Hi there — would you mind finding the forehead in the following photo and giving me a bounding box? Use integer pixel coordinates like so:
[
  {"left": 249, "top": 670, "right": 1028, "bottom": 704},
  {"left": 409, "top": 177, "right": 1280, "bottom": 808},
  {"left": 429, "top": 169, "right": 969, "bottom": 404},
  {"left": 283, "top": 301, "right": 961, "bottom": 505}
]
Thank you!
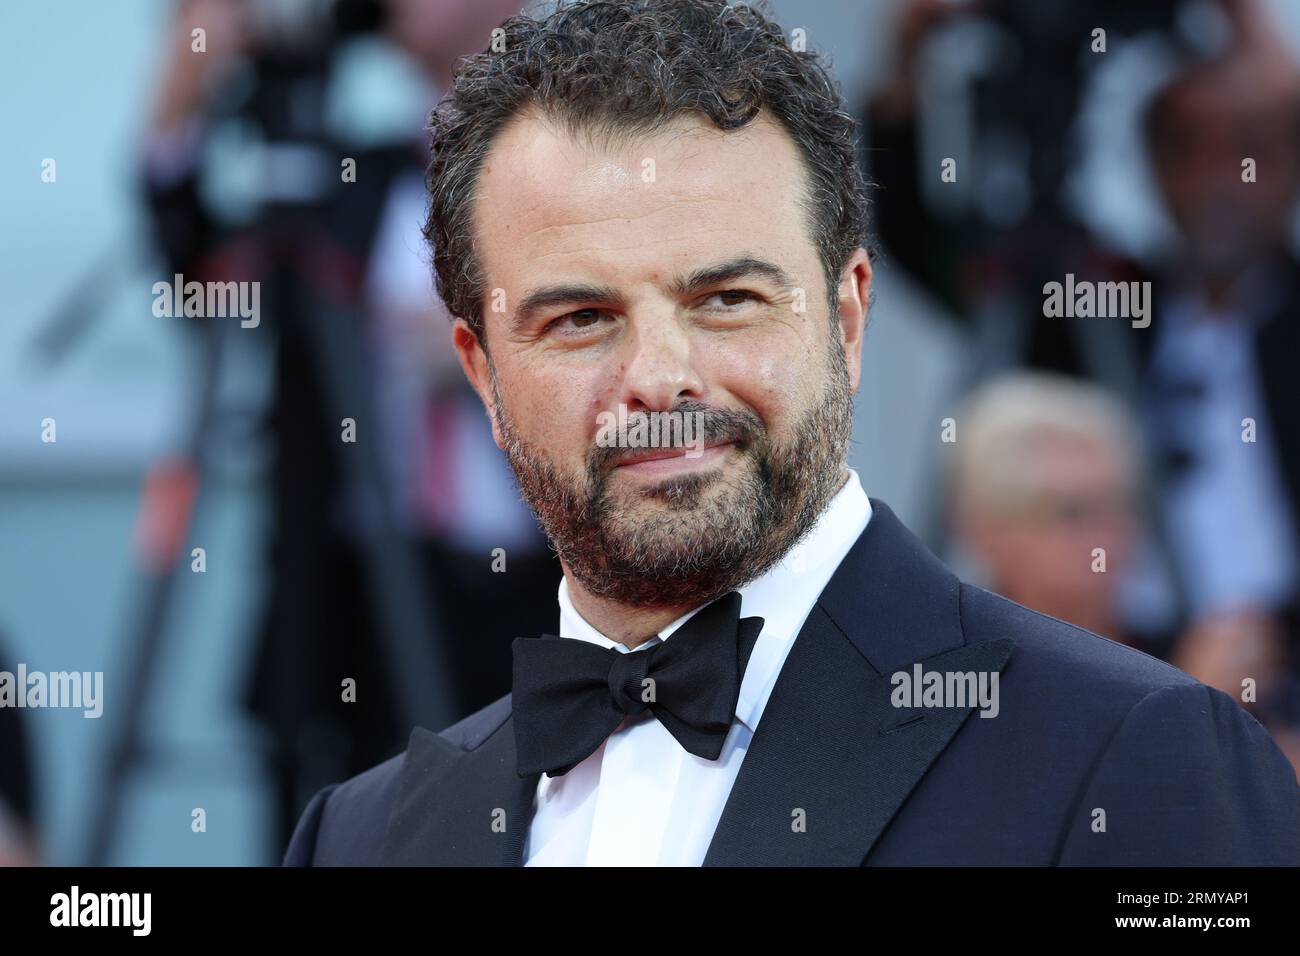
[{"left": 471, "top": 107, "right": 815, "bottom": 313}]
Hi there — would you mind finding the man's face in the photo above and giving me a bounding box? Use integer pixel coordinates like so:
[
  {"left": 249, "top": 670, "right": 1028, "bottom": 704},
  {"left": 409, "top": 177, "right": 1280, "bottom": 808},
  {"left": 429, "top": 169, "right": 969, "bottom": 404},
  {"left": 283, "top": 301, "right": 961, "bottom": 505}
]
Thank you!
[{"left": 453, "top": 108, "right": 870, "bottom": 608}]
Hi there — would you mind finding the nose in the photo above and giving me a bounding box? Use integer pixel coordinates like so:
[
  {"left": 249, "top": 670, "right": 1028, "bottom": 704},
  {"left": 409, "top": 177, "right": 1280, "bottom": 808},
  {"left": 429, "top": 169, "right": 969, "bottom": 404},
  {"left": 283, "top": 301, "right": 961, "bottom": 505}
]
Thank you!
[{"left": 618, "top": 315, "right": 705, "bottom": 413}]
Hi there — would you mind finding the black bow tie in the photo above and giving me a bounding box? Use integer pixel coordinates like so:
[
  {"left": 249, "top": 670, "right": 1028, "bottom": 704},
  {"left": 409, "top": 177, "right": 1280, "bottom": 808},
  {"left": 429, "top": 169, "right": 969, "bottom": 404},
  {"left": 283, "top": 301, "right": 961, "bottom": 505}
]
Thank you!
[{"left": 512, "top": 591, "right": 765, "bottom": 777}]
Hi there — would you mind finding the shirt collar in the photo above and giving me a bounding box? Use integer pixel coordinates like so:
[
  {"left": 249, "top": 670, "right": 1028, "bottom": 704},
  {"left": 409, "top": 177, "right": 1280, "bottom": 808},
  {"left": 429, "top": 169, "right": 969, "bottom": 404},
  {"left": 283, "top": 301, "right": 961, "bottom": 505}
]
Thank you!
[{"left": 555, "top": 468, "right": 873, "bottom": 733}]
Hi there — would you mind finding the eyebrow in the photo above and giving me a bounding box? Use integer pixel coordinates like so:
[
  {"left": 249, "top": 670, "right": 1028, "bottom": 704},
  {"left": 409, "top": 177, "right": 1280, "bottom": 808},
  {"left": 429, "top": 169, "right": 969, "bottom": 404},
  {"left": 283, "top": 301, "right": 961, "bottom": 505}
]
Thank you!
[
  {"left": 509, "top": 255, "right": 795, "bottom": 334},
  {"left": 668, "top": 256, "right": 795, "bottom": 299}
]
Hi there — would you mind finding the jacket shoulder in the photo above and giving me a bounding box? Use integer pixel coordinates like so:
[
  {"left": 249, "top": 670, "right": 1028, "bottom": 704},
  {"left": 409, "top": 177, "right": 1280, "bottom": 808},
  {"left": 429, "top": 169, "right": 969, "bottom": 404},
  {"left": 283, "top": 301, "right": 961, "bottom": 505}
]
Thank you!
[
  {"left": 282, "top": 693, "right": 514, "bottom": 866},
  {"left": 958, "top": 581, "right": 1198, "bottom": 703},
  {"left": 957, "top": 584, "right": 1299, "bottom": 863},
  {"left": 283, "top": 750, "right": 404, "bottom": 866}
]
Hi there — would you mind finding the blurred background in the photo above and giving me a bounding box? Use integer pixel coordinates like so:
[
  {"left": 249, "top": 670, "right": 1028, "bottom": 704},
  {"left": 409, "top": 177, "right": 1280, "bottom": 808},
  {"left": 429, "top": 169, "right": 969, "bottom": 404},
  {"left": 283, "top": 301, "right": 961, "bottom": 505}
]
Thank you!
[{"left": 2, "top": 0, "right": 1299, "bottom": 865}]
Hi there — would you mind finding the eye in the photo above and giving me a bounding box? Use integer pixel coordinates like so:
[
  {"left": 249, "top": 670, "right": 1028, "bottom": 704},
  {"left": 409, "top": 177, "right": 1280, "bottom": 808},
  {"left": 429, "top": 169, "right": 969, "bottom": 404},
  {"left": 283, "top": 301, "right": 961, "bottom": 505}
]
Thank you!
[
  {"left": 545, "top": 309, "right": 613, "bottom": 336},
  {"left": 699, "top": 289, "right": 760, "bottom": 310}
]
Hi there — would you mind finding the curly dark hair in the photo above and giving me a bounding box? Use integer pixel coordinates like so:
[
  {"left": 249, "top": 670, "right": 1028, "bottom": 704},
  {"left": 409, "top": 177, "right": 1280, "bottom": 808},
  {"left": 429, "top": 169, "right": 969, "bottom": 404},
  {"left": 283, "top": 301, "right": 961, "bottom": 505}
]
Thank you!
[{"left": 424, "top": 0, "right": 873, "bottom": 344}]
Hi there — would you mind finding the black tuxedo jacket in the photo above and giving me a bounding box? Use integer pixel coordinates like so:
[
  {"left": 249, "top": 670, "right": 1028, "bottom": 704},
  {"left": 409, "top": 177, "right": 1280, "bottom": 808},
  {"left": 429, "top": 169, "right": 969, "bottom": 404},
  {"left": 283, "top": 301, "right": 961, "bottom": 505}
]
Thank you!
[{"left": 284, "top": 500, "right": 1300, "bottom": 865}]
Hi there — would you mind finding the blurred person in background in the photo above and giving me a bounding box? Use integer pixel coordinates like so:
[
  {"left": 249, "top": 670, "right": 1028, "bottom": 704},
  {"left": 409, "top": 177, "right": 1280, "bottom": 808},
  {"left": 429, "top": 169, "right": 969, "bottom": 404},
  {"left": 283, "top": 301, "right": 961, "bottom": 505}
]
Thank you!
[
  {"left": 136, "top": 0, "right": 554, "bottom": 855},
  {"left": 946, "top": 373, "right": 1165, "bottom": 655},
  {"left": 1138, "top": 3, "right": 1300, "bottom": 634},
  {"left": 1137, "top": 3, "right": 1300, "bottom": 774}
]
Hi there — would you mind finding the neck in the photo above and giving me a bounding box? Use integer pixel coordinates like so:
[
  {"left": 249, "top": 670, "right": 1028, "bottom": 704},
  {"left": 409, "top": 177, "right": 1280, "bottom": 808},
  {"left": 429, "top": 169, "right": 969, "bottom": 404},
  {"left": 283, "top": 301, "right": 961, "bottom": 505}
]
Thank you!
[{"left": 562, "top": 575, "right": 698, "bottom": 649}]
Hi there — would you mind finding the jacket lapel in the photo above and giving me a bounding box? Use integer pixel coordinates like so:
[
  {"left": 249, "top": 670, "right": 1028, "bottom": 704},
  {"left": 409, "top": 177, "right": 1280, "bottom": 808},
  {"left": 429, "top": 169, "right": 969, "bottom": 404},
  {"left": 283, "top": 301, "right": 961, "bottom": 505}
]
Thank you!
[
  {"left": 380, "top": 712, "right": 539, "bottom": 866},
  {"left": 704, "top": 498, "right": 1015, "bottom": 865}
]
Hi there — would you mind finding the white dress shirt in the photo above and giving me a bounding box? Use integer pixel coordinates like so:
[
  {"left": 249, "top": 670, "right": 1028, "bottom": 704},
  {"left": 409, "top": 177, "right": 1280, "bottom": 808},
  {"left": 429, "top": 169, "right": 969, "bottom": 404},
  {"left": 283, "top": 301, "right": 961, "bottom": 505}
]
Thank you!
[{"left": 522, "top": 468, "right": 873, "bottom": 866}]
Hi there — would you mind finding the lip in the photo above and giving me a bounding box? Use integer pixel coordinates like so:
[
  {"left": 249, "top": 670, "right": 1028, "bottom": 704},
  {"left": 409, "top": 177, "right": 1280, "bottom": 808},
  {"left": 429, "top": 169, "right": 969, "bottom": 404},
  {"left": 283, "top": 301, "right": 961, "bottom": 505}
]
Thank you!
[{"left": 612, "top": 441, "right": 735, "bottom": 475}]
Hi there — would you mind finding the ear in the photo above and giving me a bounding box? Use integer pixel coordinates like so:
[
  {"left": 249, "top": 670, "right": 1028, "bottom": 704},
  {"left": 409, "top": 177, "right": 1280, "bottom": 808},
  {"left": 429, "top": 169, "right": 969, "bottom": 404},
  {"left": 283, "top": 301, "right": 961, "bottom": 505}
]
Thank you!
[
  {"left": 452, "top": 318, "right": 505, "bottom": 450},
  {"left": 835, "top": 247, "right": 872, "bottom": 395}
]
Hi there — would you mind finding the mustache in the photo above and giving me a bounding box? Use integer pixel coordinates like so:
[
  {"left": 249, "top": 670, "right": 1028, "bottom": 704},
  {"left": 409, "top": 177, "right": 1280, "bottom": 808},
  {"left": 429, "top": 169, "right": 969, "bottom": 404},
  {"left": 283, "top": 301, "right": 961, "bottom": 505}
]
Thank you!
[{"left": 587, "top": 401, "right": 765, "bottom": 472}]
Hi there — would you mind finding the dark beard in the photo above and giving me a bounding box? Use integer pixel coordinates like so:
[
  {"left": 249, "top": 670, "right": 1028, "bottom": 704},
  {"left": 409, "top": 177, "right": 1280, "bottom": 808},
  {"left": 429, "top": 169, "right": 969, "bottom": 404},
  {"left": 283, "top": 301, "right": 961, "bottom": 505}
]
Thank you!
[{"left": 490, "top": 340, "right": 854, "bottom": 609}]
